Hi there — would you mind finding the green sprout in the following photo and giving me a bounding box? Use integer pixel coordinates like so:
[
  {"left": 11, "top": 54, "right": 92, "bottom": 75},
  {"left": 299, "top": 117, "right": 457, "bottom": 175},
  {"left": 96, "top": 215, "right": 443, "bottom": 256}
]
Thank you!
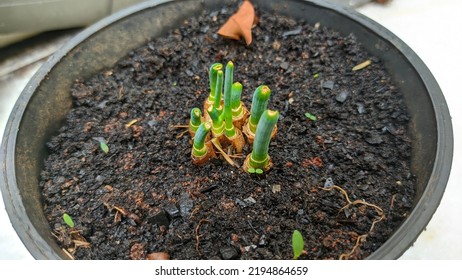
[
  {"left": 191, "top": 122, "right": 216, "bottom": 165},
  {"left": 207, "top": 105, "right": 225, "bottom": 138},
  {"left": 244, "top": 109, "right": 279, "bottom": 172},
  {"left": 223, "top": 61, "right": 237, "bottom": 138},
  {"left": 248, "top": 85, "right": 272, "bottom": 134},
  {"left": 213, "top": 69, "right": 224, "bottom": 114},
  {"left": 207, "top": 63, "right": 223, "bottom": 105},
  {"left": 93, "top": 137, "right": 109, "bottom": 153},
  {"left": 192, "top": 122, "right": 212, "bottom": 158},
  {"left": 100, "top": 142, "right": 109, "bottom": 154},
  {"left": 231, "top": 82, "right": 243, "bottom": 118},
  {"left": 255, "top": 168, "right": 263, "bottom": 174},
  {"left": 230, "top": 81, "right": 248, "bottom": 130},
  {"left": 304, "top": 112, "right": 317, "bottom": 121},
  {"left": 63, "top": 213, "right": 75, "bottom": 228},
  {"left": 189, "top": 107, "right": 202, "bottom": 136},
  {"left": 222, "top": 62, "right": 246, "bottom": 153},
  {"left": 292, "top": 230, "right": 305, "bottom": 260}
]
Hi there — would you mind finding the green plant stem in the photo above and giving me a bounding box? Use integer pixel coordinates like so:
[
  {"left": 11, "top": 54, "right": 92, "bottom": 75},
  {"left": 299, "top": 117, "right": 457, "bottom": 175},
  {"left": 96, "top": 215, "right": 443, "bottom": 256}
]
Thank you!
[
  {"left": 223, "top": 61, "right": 236, "bottom": 137},
  {"left": 250, "top": 110, "right": 279, "bottom": 168},
  {"left": 207, "top": 105, "right": 225, "bottom": 136},
  {"left": 208, "top": 63, "right": 223, "bottom": 103},
  {"left": 192, "top": 122, "right": 211, "bottom": 157},
  {"left": 189, "top": 107, "right": 202, "bottom": 133},
  {"left": 249, "top": 85, "right": 272, "bottom": 134},
  {"left": 231, "top": 82, "right": 243, "bottom": 117},
  {"left": 213, "top": 70, "right": 224, "bottom": 112}
]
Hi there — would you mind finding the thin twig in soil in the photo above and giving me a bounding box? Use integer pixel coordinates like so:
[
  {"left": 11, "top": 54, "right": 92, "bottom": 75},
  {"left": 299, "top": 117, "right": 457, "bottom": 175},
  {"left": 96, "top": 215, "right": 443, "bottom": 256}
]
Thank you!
[
  {"left": 176, "top": 129, "right": 189, "bottom": 139},
  {"left": 228, "top": 153, "right": 244, "bottom": 159},
  {"left": 118, "top": 85, "right": 124, "bottom": 100},
  {"left": 53, "top": 226, "right": 90, "bottom": 259},
  {"left": 103, "top": 202, "right": 127, "bottom": 216},
  {"left": 321, "top": 185, "right": 385, "bottom": 260},
  {"left": 113, "top": 206, "right": 128, "bottom": 215},
  {"left": 190, "top": 205, "right": 201, "bottom": 218},
  {"left": 390, "top": 194, "right": 396, "bottom": 210},
  {"left": 72, "top": 239, "right": 91, "bottom": 248},
  {"left": 195, "top": 219, "right": 210, "bottom": 256},
  {"left": 169, "top": 124, "right": 189, "bottom": 139},
  {"left": 171, "top": 124, "right": 189, "bottom": 129},
  {"left": 247, "top": 220, "right": 260, "bottom": 234},
  {"left": 125, "top": 119, "right": 139, "bottom": 128},
  {"left": 211, "top": 138, "right": 239, "bottom": 167},
  {"left": 62, "top": 248, "right": 75, "bottom": 260}
]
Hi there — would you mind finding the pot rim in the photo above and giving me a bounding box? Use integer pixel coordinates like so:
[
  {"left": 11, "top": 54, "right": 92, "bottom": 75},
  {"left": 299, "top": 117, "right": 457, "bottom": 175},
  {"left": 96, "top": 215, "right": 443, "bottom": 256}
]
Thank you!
[{"left": 1, "top": 0, "right": 453, "bottom": 260}]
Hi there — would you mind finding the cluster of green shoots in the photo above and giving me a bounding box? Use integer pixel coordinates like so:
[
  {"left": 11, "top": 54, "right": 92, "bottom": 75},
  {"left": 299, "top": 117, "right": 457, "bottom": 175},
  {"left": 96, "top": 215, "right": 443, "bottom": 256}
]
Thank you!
[{"left": 189, "top": 61, "right": 279, "bottom": 173}]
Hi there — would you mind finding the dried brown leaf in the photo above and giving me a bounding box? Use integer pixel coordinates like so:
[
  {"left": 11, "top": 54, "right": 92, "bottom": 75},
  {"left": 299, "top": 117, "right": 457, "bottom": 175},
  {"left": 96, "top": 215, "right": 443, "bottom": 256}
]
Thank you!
[
  {"left": 217, "top": 0, "right": 256, "bottom": 45},
  {"left": 146, "top": 252, "right": 170, "bottom": 260}
]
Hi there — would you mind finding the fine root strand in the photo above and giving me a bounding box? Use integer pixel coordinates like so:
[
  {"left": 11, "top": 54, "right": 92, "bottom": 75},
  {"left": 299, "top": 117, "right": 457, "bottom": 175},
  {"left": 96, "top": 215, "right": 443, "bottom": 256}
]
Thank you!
[
  {"left": 169, "top": 124, "right": 190, "bottom": 139},
  {"left": 176, "top": 129, "right": 189, "bottom": 139},
  {"left": 390, "top": 194, "right": 396, "bottom": 210},
  {"left": 322, "top": 185, "right": 385, "bottom": 260},
  {"left": 339, "top": 235, "right": 366, "bottom": 260},
  {"left": 195, "top": 219, "right": 210, "bottom": 256}
]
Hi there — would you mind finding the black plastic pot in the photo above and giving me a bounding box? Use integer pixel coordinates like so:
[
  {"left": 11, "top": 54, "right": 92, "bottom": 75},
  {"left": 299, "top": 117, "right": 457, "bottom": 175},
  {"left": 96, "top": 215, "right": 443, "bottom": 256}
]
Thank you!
[{"left": 0, "top": 0, "right": 453, "bottom": 259}]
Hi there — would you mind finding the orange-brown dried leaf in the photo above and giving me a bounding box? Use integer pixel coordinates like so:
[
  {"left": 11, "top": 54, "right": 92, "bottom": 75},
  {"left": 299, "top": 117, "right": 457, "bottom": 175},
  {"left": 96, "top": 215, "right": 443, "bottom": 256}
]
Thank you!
[
  {"left": 217, "top": 0, "right": 256, "bottom": 45},
  {"left": 146, "top": 252, "right": 170, "bottom": 260}
]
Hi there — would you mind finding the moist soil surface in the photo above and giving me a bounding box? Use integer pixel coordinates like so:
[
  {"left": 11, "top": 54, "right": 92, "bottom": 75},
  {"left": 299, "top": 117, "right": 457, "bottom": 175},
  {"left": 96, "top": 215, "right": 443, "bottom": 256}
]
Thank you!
[{"left": 41, "top": 6, "right": 415, "bottom": 260}]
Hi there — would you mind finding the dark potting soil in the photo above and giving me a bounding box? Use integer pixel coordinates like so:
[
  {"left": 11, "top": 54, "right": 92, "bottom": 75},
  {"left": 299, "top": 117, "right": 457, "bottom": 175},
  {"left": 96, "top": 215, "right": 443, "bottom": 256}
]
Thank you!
[{"left": 40, "top": 6, "right": 415, "bottom": 260}]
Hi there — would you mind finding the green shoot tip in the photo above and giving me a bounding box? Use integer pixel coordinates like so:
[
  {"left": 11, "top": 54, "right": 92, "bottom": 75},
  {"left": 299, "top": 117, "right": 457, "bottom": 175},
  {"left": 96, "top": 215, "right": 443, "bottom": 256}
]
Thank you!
[
  {"left": 261, "top": 85, "right": 271, "bottom": 95},
  {"left": 213, "top": 64, "right": 223, "bottom": 71},
  {"left": 63, "top": 213, "right": 75, "bottom": 228},
  {"left": 304, "top": 112, "right": 317, "bottom": 121},
  {"left": 267, "top": 109, "right": 279, "bottom": 118},
  {"left": 203, "top": 121, "right": 212, "bottom": 131}
]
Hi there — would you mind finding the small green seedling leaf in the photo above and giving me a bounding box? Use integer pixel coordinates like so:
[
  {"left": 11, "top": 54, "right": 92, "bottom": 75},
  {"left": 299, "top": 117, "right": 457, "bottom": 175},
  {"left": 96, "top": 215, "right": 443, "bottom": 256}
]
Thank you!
[
  {"left": 313, "top": 73, "right": 319, "bottom": 79},
  {"left": 292, "top": 230, "right": 305, "bottom": 260},
  {"left": 93, "top": 137, "right": 109, "bottom": 154},
  {"left": 304, "top": 112, "right": 317, "bottom": 121},
  {"left": 248, "top": 167, "right": 256, "bottom": 174},
  {"left": 63, "top": 213, "right": 75, "bottom": 228},
  {"left": 255, "top": 168, "right": 263, "bottom": 174},
  {"left": 100, "top": 142, "right": 109, "bottom": 154}
]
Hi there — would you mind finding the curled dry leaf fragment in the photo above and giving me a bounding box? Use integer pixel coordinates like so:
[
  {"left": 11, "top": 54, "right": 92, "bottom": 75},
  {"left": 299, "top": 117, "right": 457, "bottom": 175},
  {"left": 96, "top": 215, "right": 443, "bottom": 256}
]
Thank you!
[{"left": 217, "top": 0, "right": 257, "bottom": 45}]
